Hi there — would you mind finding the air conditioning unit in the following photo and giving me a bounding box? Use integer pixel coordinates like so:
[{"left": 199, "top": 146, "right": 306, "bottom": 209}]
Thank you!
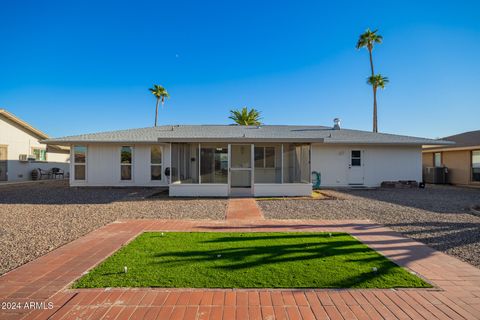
[
  {"left": 424, "top": 167, "right": 448, "bottom": 184},
  {"left": 19, "top": 154, "right": 28, "bottom": 162}
]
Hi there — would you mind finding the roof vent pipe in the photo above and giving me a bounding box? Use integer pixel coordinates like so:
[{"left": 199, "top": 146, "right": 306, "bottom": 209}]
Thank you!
[{"left": 333, "top": 118, "right": 341, "bottom": 130}]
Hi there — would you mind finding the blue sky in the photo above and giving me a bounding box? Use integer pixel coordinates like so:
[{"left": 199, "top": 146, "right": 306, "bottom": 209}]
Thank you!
[{"left": 1, "top": 0, "right": 479, "bottom": 138}]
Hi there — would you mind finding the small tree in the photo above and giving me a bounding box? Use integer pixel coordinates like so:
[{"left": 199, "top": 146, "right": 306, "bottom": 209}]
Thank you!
[
  {"left": 229, "top": 107, "right": 262, "bottom": 126},
  {"left": 149, "top": 84, "right": 170, "bottom": 127}
]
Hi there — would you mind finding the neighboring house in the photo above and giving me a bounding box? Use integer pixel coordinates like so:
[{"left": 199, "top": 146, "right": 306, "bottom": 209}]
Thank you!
[
  {"left": 0, "top": 109, "right": 70, "bottom": 182},
  {"left": 43, "top": 121, "right": 450, "bottom": 197},
  {"left": 422, "top": 130, "right": 480, "bottom": 186}
]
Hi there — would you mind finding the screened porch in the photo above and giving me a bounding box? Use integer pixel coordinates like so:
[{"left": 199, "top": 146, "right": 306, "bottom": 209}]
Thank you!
[{"left": 169, "top": 142, "right": 311, "bottom": 197}]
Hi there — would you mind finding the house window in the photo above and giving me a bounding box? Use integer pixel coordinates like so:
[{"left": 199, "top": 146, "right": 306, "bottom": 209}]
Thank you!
[
  {"left": 120, "top": 146, "right": 133, "bottom": 180},
  {"left": 32, "top": 148, "right": 46, "bottom": 161},
  {"left": 434, "top": 152, "right": 442, "bottom": 167},
  {"left": 151, "top": 146, "right": 162, "bottom": 180},
  {"left": 351, "top": 150, "right": 361, "bottom": 166},
  {"left": 472, "top": 150, "right": 480, "bottom": 182},
  {"left": 254, "top": 147, "right": 275, "bottom": 168},
  {"left": 73, "top": 146, "right": 86, "bottom": 180}
]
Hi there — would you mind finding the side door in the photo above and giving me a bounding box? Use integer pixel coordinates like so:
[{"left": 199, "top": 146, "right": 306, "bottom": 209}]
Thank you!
[{"left": 347, "top": 149, "right": 364, "bottom": 185}]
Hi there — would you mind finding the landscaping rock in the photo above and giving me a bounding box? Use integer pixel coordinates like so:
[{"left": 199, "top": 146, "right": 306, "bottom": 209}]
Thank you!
[
  {"left": 259, "top": 185, "right": 480, "bottom": 268},
  {"left": 0, "top": 180, "right": 226, "bottom": 275}
]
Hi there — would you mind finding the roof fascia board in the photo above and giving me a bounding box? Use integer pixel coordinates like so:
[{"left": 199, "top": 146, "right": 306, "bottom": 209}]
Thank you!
[
  {"left": 0, "top": 109, "right": 49, "bottom": 139},
  {"left": 323, "top": 140, "right": 453, "bottom": 146},
  {"left": 423, "top": 145, "right": 480, "bottom": 153}
]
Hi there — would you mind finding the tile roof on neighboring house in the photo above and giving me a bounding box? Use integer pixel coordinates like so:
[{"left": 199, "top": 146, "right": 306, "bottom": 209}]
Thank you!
[
  {"left": 43, "top": 125, "right": 453, "bottom": 146},
  {"left": 423, "top": 130, "right": 480, "bottom": 152}
]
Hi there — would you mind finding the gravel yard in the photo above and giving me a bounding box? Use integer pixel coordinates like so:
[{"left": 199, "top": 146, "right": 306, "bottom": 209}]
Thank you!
[
  {"left": 259, "top": 185, "right": 480, "bottom": 268},
  {"left": 0, "top": 180, "right": 227, "bottom": 275},
  {"left": 2, "top": 181, "right": 480, "bottom": 275}
]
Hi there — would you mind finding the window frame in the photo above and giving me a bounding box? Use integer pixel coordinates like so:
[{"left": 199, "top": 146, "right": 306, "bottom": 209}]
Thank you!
[
  {"left": 254, "top": 146, "right": 276, "bottom": 169},
  {"left": 120, "top": 146, "right": 133, "bottom": 181},
  {"left": 472, "top": 150, "right": 480, "bottom": 183},
  {"left": 434, "top": 152, "right": 442, "bottom": 167},
  {"left": 73, "top": 145, "right": 87, "bottom": 181},
  {"left": 31, "top": 147, "right": 47, "bottom": 161},
  {"left": 351, "top": 150, "right": 362, "bottom": 167},
  {"left": 150, "top": 145, "right": 163, "bottom": 181}
]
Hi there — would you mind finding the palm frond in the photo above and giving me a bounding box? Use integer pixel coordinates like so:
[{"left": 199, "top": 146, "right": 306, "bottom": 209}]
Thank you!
[
  {"left": 149, "top": 84, "right": 170, "bottom": 99},
  {"left": 356, "top": 28, "right": 383, "bottom": 50},
  {"left": 229, "top": 107, "right": 262, "bottom": 126},
  {"left": 367, "top": 74, "right": 389, "bottom": 89}
]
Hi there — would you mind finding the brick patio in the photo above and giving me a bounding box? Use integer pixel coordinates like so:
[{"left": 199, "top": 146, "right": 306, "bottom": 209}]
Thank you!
[{"left": 1, "top": 218, "right": 480, "bottom": 319}]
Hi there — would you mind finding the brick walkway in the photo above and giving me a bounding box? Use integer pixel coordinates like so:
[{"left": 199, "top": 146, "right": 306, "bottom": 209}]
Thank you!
[
  {"left": 1, "top": 219, "right": 480, "bottom": 319},
  {"left": 226, "top": 198, "right": 264, "bottom": 220}
]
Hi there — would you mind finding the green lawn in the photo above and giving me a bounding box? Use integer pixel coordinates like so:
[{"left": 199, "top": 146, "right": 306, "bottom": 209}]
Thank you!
[{"left": 73, "top": 232, "right": 431, "bottom": 289}]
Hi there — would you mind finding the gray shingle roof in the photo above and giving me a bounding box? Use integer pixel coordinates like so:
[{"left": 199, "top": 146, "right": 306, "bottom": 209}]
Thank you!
[
  {"left": 423, "top": 130, "right": 480, "bottom": 151},
  {"left": 43, "top": 125, "right": 453, "bottom": 146}
]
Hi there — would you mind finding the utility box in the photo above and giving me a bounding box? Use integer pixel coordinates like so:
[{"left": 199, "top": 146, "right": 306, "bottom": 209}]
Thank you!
[{"left": 424, "top": 167, "right": 448, "bottom": 184}]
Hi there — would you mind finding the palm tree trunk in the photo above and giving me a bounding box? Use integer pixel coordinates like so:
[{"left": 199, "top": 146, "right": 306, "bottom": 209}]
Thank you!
[
  {"left": 369, "top": 47, "right": 377, "bottom": 132},
  {"left": 368, "top": 48, "right": 375, "bottom": 76},
  {"left": 154, "top": 98, "right": 159, "bottom": 127},
  {"left": 373, "top": 86, "right": 378, "bottom": 133}
]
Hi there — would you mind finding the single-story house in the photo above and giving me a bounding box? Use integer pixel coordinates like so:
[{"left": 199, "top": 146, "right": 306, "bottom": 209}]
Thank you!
[
  {"left": 423, "top": 130, "right": 479, "bottom": 185},
  {"left": 0, "top": 109, "right": 70, "bottom": 182},
  {"left": 43, "top": 122, "right": 450, "bottom": 197}
]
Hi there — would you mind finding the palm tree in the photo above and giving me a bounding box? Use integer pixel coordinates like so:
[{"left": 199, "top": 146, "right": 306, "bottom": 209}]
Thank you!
[
  {"left": 149, "top": 84, "right": 170, "bottom": 127},
  {"left": 356, "top": 28, "right": 383, "bottom": 76},
  {"left": 367, "top": 74, "right": 389, "bottom": 133},
  {"left": 356, "top": 28, "right": 384, "bottom": 132},
  {"left": 229, "top": 107, "right": 262, "bottom": 125}
]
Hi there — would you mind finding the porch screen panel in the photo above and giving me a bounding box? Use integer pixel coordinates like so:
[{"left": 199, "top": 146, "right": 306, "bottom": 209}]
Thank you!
[
  {"left": 171, "top": 143, "right": 199, "bottom": 183},
  {"left": 254, "top": 144, "right": 282, "bottom": 183},
  {"left": 200, "top": 144, "right": 228, "bottom": 184},
  {"left": 283, "top": 144, "right": 311, "bottom": 183}
]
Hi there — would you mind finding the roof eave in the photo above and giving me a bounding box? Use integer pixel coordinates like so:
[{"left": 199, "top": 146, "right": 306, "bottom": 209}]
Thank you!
[
  {"left": 0, "top": 109, "right": 49, "bottom": 139},
  {"left": 323, "top": 140, "right": 454, "bottom": 146},
  {"left": 42, "top": 138, "right": 327, "bottom": 145},
  {"left": 423, "top": 145, "right": 480, "bottom": 152},
  {"left": 157, "top": 138, "right": 325, "bottom": 143}
]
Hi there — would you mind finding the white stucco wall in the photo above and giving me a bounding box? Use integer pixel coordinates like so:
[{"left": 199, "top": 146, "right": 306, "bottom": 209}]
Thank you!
[
  {"left": 0, "top": 115, "right": 70, "bottom": 181},
  {"left": 254, "top": 183, "right": 312, "bottom": 197},
  {"left": 70, "top": 143, "right": 171, "bottom": 187},
  {"left": 311, "top": 143, "right": 422, "bottom": 187},
  {"left": 68, "top": 142, "right": 422, "bottom": 194},
  {"left": 169, "top": 184, "right": 228, "bottom": 197},
  {"left": 169, "top": 183, "right": 311, "bottom": 197}
]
